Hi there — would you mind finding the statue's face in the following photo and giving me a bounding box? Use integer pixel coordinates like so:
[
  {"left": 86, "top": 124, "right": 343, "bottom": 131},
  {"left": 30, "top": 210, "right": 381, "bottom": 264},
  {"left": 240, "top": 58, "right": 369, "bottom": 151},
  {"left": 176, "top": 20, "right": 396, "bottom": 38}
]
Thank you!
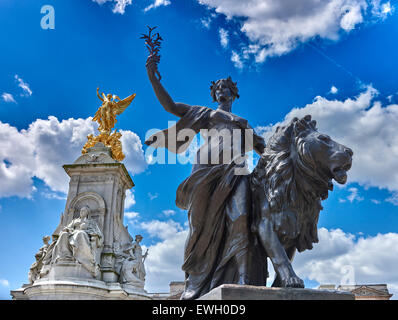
[
  {"left": 107, "top": 94, "right": 112, "bottom": 100},
  {"left": 80, "top": 208, "right": 89, "bottom": 218},
  {"left": 215, "top": 81, "right": 233, "bottom": 103}
]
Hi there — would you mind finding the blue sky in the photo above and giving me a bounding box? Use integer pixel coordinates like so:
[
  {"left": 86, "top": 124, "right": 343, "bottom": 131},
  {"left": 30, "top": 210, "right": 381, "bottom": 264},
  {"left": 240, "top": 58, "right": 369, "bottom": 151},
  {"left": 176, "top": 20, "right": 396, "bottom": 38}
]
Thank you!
[{"left": 0, "top": 0, "right": 398, "bottom": 298}]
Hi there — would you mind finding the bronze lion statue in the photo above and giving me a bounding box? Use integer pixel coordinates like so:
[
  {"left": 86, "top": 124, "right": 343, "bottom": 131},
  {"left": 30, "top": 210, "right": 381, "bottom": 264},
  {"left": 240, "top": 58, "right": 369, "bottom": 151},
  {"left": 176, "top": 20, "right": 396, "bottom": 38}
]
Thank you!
[{"left": 250, "top": 115, "right": 353, "bottom": 288}]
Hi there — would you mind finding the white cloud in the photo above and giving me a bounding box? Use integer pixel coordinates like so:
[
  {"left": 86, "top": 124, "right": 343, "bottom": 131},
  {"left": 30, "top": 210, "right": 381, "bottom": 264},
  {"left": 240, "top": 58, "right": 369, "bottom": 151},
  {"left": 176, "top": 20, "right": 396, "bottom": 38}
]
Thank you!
[
  {"left": 386, "top": 192, "right": 398, "bottom": 206},
  {"left": 0, "top": 117, "right": 147, "bottom": 198},
  {"left": 200, "top": 13, "right": 217, "bottom": 29},
  {"left": 1, "top": 93, "right": 16, "bottom": 103},
  {"left": 219, "top": 28, "right": 229, "bottom": 48},
  {"left": 148, "top": 192, "right": 158, "bottom": 200},
  {"left": 41, "top": 191, "right": 67, "bottom": 200},
  {"left": 231, "top": 50, "right": 243, "bottom": 69},
  {"left": 0, "top": 122, "right": 36, "bottom": 198},
  {"left": 144, "top": 0, "right": 171, "bottom": 12},
  {"left": 162, "top": 209, "right": 176, "bottom": 217},
  {"left": 346, "top": 187, "right": 364, "bottom": 203},
  {"left": 124, "top": 189, "right": 136, "bottom": 209},
  {"left": 27, "top": 117, "right": 97, "bottom": 193},
  {"left": 0, "top": 279, "right": 10, "bottom": 287},
  {"left": 92, "top": 0, "right": 132, "bottom": 14},
  {"left": 140, "top": 219, "right": 183, "bottom": 240},
  {"left": 143, "top": 224, "right": 398, "bottom": 298},
  {"left": 201, "top": 16, "right": 212, "bottom": 29},
  {"left": 371, "top": 199, "right": 381, "bottom": 204},
  {"left": 292, "top": 228, "right": 398, "bottom": 299},
  {"left": 14, "top": 75, "right": 32, "bottom": 97},
  {"left": 144, "top": 226, "right": 187, "bottom": 292},
  {"left": 124, "top": 211, "right": 139, "bottom": 219},
  {"left": 198, "top": 0, "right": 394, "bottom": 62},
  {"left": 120, "top": 130, "right": 147, "bottom": 174},
  {"left": 330, "top": 85, "right": 339, "bottom": 94},
  {"left": 256, "top": 85, "right": 398, "bottom": 193},
  {"left": 371, "top": 0, "right": 394, "bottom": 18},
  {"left": 340, "top": 3, "right": 364, "bottom": 31}
]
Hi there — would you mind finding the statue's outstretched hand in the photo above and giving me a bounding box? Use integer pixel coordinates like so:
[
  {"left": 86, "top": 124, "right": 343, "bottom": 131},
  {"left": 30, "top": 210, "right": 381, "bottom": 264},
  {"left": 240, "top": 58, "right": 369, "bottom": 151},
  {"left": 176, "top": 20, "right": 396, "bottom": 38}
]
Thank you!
[{"left": 146, "top": 54, "right": 161, "bottom": 81}]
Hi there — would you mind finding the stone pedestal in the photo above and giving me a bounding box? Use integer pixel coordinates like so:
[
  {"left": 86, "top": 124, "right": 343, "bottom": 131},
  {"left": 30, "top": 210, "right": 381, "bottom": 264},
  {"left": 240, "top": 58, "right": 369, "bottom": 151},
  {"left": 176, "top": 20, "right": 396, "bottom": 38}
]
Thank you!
[
  {"left": 13, "top": 279, "right": 151, "bottom": 300},
  {"left": 11, "top": 143, "right": 151, "bottom": 300},
  {"left": 198, "top": 284, "right": 355, "bottom": 300}
]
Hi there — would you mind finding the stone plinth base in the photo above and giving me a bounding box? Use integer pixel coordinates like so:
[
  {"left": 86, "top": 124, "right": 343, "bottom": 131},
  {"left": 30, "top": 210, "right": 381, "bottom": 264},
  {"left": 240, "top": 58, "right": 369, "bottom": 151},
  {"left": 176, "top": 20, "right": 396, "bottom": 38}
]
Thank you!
[
  {"left": 44, "top": 262, "right": 98, "bottom": 280},
  {"left": 198, "top": 284, "right": 355, "bottom": 300},
  {"left": 10, "top": 279, "right": 152, "bottom": 300}
]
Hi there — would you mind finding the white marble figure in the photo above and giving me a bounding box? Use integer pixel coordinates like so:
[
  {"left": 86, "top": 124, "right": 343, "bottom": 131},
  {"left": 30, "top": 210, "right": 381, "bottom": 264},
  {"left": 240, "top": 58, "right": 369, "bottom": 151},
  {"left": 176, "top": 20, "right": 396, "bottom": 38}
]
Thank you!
[
  {"left": 51, "top": 206, "right": 103, "bottom": 277},
  {"left": 119, "top": 235, "right": 148, "bottom": 285},
  {"left": 28, "top": 236, "right": 51, "bottom": 283}
]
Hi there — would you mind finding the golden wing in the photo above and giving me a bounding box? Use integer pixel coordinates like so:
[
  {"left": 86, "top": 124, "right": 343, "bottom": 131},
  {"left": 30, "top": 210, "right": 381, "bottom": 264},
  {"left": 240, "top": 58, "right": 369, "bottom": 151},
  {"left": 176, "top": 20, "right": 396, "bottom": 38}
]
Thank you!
[
  {"left": 92, "top": 108, "right": 101, "bottom": 122},
  {"left": 114, "top": 93, "right": 136, "bottom": 115}
]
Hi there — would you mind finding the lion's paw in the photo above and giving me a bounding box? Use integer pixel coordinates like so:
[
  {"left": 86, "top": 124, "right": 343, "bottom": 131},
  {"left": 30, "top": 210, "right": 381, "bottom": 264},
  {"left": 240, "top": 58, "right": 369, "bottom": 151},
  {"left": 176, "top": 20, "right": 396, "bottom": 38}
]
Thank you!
[{"left": 283, "top": 276, "right": 304, "bottom": 288}]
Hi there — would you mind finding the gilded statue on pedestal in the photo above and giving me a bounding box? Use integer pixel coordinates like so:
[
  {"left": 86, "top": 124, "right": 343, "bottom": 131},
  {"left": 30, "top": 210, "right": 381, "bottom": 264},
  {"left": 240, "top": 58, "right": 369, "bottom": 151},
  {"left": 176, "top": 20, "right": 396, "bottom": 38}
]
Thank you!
[{"left": 82, "top": 88, "right": 136, "bottom": 161}]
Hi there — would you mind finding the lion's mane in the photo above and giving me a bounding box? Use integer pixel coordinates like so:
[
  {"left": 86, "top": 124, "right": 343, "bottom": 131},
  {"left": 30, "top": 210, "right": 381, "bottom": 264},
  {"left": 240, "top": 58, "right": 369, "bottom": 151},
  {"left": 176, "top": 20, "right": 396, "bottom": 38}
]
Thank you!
[{"left": 252, "top": 115, "right": 331, "bottom": 252}]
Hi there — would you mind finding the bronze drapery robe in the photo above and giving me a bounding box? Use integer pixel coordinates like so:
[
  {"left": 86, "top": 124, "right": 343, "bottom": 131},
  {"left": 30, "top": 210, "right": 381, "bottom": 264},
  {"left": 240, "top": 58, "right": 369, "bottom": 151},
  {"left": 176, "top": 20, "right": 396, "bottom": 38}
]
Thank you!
[{"left": 145, "top": 106, "right": 268, "bottom": 299}]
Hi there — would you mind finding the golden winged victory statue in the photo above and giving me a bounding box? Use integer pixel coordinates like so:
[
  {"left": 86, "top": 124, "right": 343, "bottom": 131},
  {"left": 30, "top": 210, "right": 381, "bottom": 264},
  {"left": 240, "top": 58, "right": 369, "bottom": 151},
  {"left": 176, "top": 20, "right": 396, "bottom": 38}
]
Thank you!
[{"left": 82, "top": 88, "right": 136, "bottom": 161}]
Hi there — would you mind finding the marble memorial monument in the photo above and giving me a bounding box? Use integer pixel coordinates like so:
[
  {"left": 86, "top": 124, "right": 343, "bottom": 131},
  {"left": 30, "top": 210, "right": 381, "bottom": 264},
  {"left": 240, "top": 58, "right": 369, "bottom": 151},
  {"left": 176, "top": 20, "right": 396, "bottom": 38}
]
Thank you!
[{"left": 11, "top": 90, "right": 151, "bottom": 300}]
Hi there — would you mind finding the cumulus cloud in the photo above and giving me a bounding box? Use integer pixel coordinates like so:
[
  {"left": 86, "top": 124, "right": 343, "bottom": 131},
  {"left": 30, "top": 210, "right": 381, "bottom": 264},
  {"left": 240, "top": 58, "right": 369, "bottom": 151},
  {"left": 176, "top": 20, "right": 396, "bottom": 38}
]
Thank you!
[
  {"left": 198, "top": 0, "right": 394, "bottom": 64},
  {"left": 144, "top": 224, "right": 187, "bottom": 292},
  {"left": 292, "top": 228, "right": 398, "bottom": 298},
  {"left": 0, "top": 117, "right": 147, "bottom": 198},
  {"left": 92, "top": 0, "right": 132, "bottom": 14},
  {"left": 124, "top": 189, "right": 136, "bottom": 209},
  {"left": 0, "top": 122, "right": 36, "bottom": 198},
  {"left": 120, "top": 130, "right": 147, "bottom": 173},
  {"left": 142, "top": 223, "right": 398, "bottom": 297},
  {"left": 140, "top": 219, "right": 184, "bottom": 240},
  {"left": 256, "top": 85, "right": 398, "bottom": 193},
  {"left": 1, "top": 93, "right": 16, "bottom": 104}
]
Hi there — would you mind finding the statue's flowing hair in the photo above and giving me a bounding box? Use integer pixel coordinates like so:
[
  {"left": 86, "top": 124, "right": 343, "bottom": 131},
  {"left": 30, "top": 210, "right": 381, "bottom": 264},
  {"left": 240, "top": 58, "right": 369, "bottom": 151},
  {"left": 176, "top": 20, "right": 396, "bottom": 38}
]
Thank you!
[
  {"left": 252, "top": 115, "right": 331, "bottom": 251},
  {"left": 210, "top": 76, "right": 240, "bottom": 102}
]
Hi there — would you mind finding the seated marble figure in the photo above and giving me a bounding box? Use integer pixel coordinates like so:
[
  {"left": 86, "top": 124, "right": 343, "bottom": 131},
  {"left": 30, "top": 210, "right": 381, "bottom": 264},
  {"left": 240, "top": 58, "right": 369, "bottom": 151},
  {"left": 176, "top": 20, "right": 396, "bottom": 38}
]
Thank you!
[{"left": 50, "top": 206, "right": 103, "bottom": 277}]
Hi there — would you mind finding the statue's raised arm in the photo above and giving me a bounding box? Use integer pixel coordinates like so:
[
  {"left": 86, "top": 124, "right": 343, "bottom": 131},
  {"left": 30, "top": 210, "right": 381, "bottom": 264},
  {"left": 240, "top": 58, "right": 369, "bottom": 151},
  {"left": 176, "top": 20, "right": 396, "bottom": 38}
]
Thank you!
[
  {"left": 142, "top": 26, "right": 191, "bottom": 118},
  {"left": 96, "top": 87, "right": 104, "bottom": 102}
]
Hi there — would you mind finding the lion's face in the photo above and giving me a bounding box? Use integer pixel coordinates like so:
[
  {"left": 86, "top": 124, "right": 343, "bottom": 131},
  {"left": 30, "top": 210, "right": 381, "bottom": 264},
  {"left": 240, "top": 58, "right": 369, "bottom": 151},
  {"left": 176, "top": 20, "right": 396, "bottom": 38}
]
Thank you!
[{"left": 302, "top": 130, "right": 353, "bottom": 186}]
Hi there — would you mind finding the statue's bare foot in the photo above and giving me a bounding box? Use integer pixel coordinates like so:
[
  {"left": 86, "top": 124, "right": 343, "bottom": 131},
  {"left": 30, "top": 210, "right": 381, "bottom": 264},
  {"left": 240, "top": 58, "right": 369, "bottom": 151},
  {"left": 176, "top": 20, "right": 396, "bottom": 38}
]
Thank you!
[{"left": 282, "top": 276, "right": 304, "bottom": 288}]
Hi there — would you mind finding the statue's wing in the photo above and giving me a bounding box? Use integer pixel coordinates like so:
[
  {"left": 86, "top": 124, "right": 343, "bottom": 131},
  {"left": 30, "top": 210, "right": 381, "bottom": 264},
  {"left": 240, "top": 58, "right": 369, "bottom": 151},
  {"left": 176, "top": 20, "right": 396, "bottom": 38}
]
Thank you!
[
  {"left": 114, "top": 93, "right": 136, "bottom": 115},
  {"left": 92, "top": 108, "right": 101, "bottom": 122}
]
